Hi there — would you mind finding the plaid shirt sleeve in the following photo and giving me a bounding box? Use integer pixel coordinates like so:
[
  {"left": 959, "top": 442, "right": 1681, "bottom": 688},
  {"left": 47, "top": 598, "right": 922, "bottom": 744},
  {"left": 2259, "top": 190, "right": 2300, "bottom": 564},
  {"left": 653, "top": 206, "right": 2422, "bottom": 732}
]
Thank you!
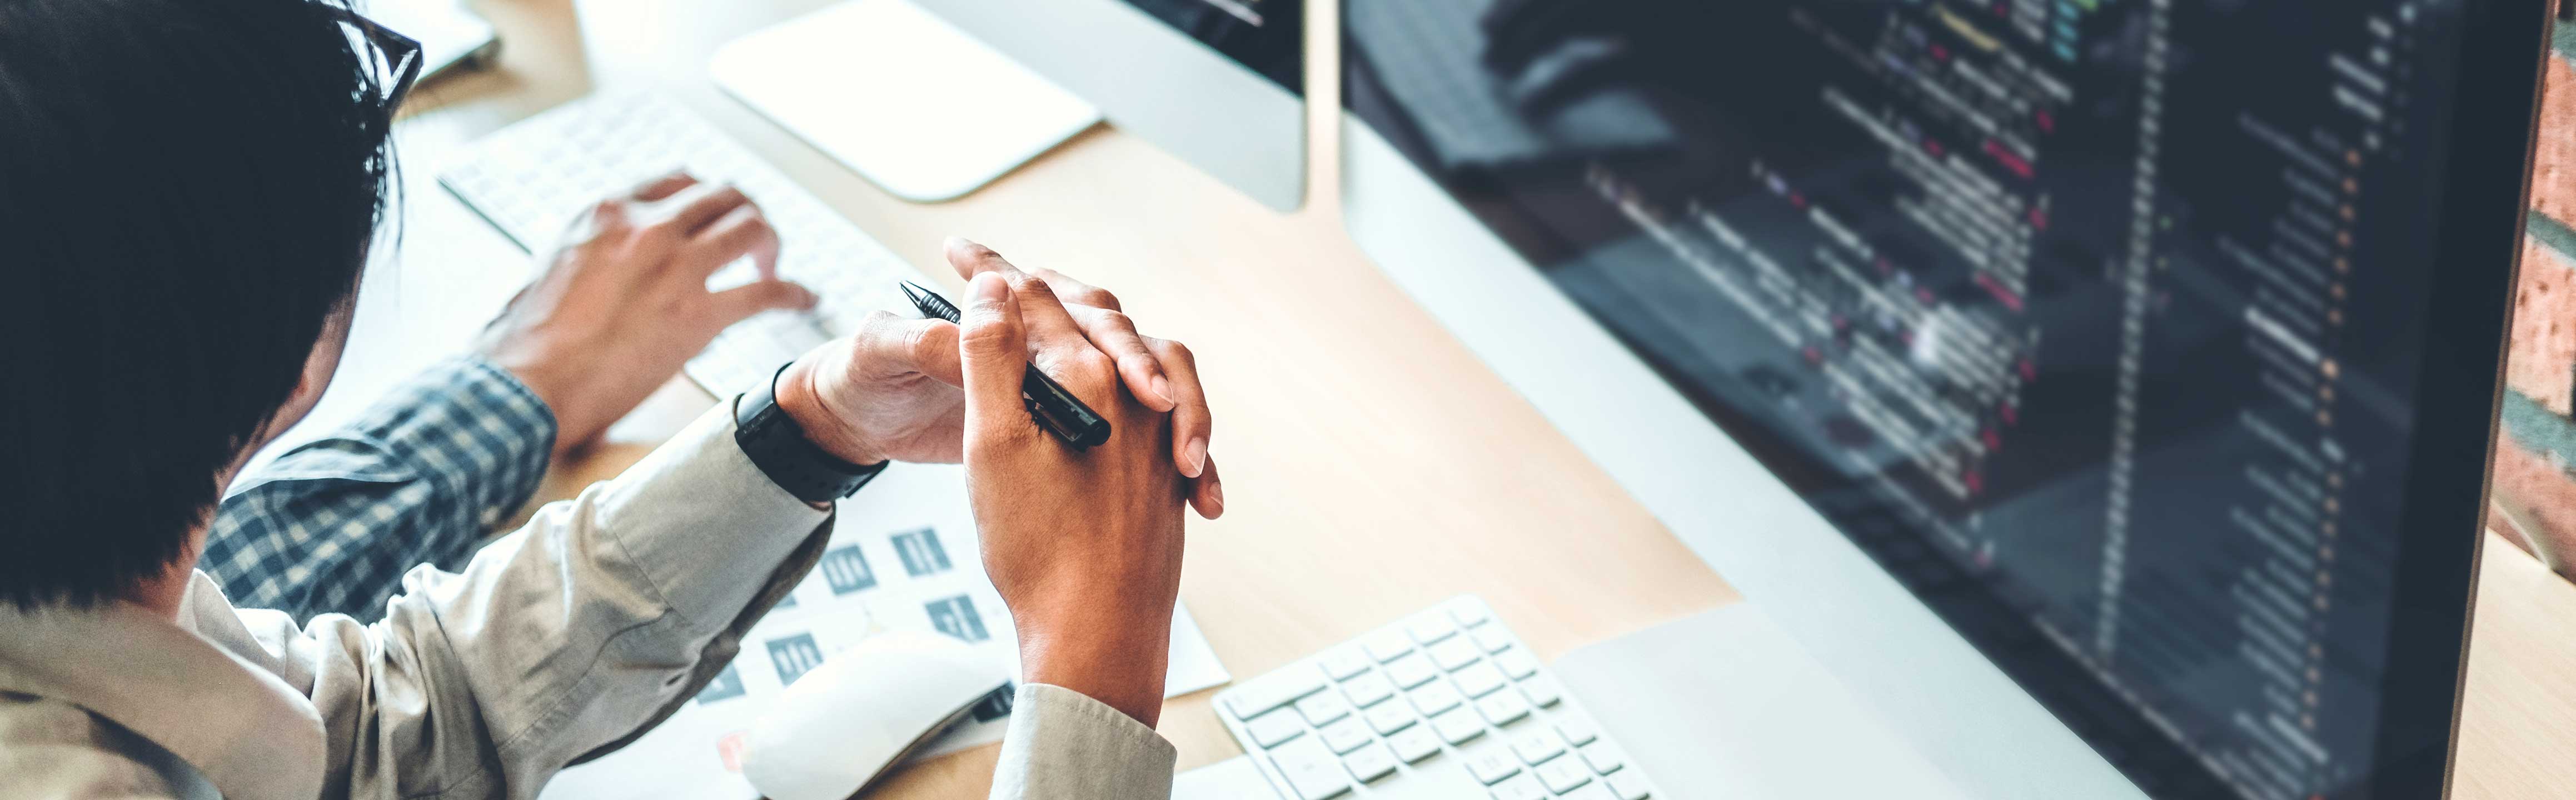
[{"left": 201, "top": 356, "right": 557, "bottom": 623}]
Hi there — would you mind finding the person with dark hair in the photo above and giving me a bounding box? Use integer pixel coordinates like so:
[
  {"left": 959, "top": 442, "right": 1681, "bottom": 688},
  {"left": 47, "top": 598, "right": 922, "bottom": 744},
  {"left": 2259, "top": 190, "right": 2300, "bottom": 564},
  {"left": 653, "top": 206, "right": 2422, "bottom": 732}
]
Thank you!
[{"left": 0, "top": 1, "right": 1224, "bottom": 797}]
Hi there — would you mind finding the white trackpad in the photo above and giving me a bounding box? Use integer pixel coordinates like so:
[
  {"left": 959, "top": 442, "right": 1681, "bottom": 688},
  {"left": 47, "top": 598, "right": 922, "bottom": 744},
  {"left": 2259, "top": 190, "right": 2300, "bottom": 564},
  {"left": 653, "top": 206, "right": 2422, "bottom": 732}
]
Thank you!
[{"left": 710, "top": 0, "right": 1102, "bottom": 203}]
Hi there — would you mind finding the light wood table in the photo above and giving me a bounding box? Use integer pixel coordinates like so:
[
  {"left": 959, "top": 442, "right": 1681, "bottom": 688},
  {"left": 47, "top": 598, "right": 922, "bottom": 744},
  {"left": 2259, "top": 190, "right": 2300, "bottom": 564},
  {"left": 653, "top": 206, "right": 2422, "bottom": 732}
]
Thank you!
[{"left": 312, "top": 0, "right": 2576, "bottom": 796}]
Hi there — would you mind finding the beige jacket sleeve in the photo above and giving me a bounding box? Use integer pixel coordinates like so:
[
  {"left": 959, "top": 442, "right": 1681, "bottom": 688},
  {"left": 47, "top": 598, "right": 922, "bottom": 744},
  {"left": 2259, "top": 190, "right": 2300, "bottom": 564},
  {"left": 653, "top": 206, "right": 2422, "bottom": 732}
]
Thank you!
[
  {"left": 238, "top": 405, "right": 835, "bottom": 799},
  {"left": 221, "top": 404, "right": 1179, "bottom": 800},
  {"left": 988, "top": 683, "right": 1179, "bottom": 799}
]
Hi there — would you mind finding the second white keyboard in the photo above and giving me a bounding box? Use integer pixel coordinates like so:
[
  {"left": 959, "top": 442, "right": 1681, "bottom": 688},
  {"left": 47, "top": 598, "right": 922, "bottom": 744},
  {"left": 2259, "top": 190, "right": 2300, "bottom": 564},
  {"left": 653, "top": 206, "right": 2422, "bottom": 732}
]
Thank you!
[
  {"left": 440, "top": 92, "right": 923, "bottom": 396},
  {"left": 1216, "top": 596, "right": 1662, "bottom": 800}
]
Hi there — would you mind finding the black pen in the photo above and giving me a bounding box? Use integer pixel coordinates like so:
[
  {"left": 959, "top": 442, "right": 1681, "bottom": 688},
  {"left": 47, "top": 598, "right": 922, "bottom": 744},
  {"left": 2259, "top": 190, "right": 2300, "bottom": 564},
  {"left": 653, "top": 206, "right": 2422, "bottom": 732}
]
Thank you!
[{"left": 901, "top": 281, "right": 1112, "bottom": 449}]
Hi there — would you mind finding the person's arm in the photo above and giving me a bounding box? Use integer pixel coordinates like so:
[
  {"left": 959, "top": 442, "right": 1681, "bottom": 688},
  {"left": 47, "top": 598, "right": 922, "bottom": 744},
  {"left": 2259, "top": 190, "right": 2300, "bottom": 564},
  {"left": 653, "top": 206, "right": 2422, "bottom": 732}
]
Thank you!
[
  {"left": 235, "top": 404, "right": 833, "bottom": 799},
  {"left": 202, "top": 357, "right": 555, "bottom": 622},
  {"left": 934, "top": 246, "right": 1201, "bottom": 799},
  {"left": 206, "top": 172, "right": 816, "bottom": 623}
]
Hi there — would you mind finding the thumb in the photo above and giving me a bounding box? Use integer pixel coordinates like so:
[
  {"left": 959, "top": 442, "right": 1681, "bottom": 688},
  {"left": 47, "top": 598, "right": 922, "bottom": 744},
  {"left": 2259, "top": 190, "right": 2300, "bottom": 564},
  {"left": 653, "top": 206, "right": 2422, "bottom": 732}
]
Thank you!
[
  {"left": 707, "top": 279, "right": 817, "bottom": 328},
  {"left": 850, "top": 311, "right": 964, "bottom": 387},
  {"left": 958, "top": 272, "right": 1028, "bottom": 429}
]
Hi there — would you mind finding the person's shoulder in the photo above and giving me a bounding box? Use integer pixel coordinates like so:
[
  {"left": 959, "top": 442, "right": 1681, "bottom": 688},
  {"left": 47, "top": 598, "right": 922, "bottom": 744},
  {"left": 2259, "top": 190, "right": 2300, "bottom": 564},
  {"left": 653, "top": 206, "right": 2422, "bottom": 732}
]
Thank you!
[{"left": 0, "top": 692, "right": 205, "bottom": 799}]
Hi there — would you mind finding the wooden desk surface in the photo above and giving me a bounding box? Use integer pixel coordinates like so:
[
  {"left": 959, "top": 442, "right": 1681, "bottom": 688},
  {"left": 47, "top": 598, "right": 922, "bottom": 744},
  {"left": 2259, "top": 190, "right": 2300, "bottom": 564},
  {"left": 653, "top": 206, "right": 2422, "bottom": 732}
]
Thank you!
[{"left": 312, "top": 0, "right": 2576, "bottom": 796}]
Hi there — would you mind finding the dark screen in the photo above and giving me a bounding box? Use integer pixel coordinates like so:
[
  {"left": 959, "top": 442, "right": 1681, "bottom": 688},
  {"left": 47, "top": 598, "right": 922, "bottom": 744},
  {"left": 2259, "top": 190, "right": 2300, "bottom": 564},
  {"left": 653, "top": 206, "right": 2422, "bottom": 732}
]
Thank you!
[
  {"left": 1344, "top": 1, "right": 2477, "bottom": 797},
  {"left": 1119, "top": 0, "right": 1303, "bottom": 93}
]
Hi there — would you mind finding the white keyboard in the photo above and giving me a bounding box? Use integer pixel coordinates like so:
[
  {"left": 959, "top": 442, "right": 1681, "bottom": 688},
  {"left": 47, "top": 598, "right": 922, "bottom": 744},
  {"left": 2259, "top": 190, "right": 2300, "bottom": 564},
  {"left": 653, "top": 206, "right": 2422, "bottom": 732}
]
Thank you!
[
  {"left": 440, "top": 92, "right": 923, "bottom": 396},
  {"left": 1216, "top": 597, "right": 1661, "bottom": 800}
]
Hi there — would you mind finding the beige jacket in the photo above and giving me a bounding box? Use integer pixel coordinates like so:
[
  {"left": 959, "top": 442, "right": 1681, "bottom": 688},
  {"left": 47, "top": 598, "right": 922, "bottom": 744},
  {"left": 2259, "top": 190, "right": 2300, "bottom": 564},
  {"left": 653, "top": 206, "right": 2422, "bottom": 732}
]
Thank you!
[{"left": 0, "top": 407, "right": 1174, "bottom": 799}]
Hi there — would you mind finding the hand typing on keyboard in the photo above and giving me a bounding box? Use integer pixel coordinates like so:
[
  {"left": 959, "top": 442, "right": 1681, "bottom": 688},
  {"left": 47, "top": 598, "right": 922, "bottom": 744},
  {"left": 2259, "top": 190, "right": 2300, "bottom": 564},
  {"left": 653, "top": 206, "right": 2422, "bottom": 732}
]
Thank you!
[{"left": 474, "top": 171, "right": 819, "bottom": 456}]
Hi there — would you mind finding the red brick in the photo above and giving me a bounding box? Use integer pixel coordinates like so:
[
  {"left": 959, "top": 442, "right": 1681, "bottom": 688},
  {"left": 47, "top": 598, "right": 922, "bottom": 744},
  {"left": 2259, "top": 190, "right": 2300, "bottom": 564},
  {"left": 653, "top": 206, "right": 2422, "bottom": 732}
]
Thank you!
[
  {"left": 2487, "top": 435, "right": 2576, "bottom": 566},
  {"left": 2531, "top": 53, "right": 2576, "bottom": 226},
  {"left": 2508, "top": 237, "right": 2576, "bottom": 413}
]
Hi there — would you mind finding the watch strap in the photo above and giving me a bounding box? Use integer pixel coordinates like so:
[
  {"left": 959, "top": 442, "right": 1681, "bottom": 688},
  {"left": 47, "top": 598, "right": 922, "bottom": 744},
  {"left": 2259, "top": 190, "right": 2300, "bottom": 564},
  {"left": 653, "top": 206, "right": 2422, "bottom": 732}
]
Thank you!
[{"left": 733, "top": 363, "right": 887, "bottom": 504}]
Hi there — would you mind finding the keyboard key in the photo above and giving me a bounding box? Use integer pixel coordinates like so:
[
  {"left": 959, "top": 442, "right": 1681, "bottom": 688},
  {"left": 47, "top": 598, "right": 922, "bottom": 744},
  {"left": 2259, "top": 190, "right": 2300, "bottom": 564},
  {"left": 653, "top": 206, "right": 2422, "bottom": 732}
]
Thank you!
[
  {"left": 1428, "top": 637, "right": 1483, "bottom": 671},
  {"left": 1562, "top": 783, "right": 1619, "bottom": 800},
  {"left": 1268, "top": 737, "right": 1353, "bottom": 800},
  {"left": 1581, "top": 742, "right": 1626, "bottom": 774},
  {"left": 1555, "top": 717, "right": 1600, "bottom": 746},
  {"left": 1430, "top": 707, "right": 1487, "bottom": 744},
  {"left": 1511, "top": 731, "right": 1566, "bottom": 765},
  {"left": 1407, "top": 614, "right": 1459, "bottom": 644},
  {"left": 1341, "top": 672, "right": 1397, "bottom": 708},
  {"left": 1518, "top": 676, "right": 1564, "bottom": 708},
  {"left": 1320, "top": 717, "right": 1375, "bottom": 755},
  {"left": 1246, "top": 709, "right": 1306, "bottom": 747},
  {"left": 1388, "top": 726, "right": 1444, "bottom": 763},
  {"left": 1494, "top": 647, "right": 1540, "bottom": 679},
  {"left": 1364, "top": 702, "right": 1418, "bottom": 735},
  {"left": 1408, "top": 682, "right": 1464, "bottom": 717},
  {"left": 1607, "top": 772, "right": 1653, "bottom": 799},
  {"left": 1386, "top": 653, "right": 1440, "bottom": 688},
  {"left": 1448, "top": 601, "right": 1491, "bottom": 628},
  {"left": 1228, "top": 667, "right": 1328, "bottom": 719},
  {"left": 1466, "top": 750, "right": 1522, "bottom": 784},
  {"left": 1298, "top": 692, "right": 1353, "bottom": 726},
  {"left": 1488, "top": 774, "right": 1549, "bottom": 800},
  {"left": 1476, "top": 691, "right": 1532, "bottom": 727},
  {"left": 1363, "top": 630, "right": 1416, "bottom": 662},
  {"left": 1320, "top": 646, "right": 1376, "bottom": 681},
  {"left": 1452, "top": 661, "right": 1508, "bottom": 698},
  {"left": 1536, "top": 758, "right": 1594, "bottom": 793},
  {"left": 1342, "top": 742, "right": 1399, "bottom": 783},
  {"left": 1470, "top": 626, "right": 1515, "bottom": 654}
]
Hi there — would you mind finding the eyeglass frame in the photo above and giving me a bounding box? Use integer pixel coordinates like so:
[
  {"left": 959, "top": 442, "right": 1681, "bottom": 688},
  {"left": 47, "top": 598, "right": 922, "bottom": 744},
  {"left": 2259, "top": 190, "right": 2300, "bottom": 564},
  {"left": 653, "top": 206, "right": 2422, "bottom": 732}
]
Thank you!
[{"left": 326, "top": 6, "right": 423, "bottom": 114}]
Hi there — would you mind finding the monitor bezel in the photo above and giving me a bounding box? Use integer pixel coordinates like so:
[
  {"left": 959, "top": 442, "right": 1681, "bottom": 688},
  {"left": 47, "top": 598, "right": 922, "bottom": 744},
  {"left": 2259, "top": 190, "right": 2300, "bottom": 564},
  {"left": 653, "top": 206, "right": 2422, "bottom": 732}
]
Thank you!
[{"left": 2368, "top": 0, "right": 2550, "bottom": 796}]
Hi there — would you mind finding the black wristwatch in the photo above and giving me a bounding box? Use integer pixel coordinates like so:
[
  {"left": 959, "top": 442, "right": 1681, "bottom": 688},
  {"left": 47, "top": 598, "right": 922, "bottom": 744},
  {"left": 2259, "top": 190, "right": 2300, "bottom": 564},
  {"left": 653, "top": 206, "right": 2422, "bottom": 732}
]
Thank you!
[{"left": 734, "top": 363, "right": 888, "bottom": 504}]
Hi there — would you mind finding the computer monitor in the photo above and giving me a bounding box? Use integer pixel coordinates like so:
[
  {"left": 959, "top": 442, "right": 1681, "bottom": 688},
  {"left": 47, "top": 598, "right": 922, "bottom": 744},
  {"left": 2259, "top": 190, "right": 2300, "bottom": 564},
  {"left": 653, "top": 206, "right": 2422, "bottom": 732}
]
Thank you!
[
  {"left": 1342, "top": 1, "right": 2547, "bottom": 798},
  {"left": 916, "top": 0, "right": 1306, "bottom": 210}
]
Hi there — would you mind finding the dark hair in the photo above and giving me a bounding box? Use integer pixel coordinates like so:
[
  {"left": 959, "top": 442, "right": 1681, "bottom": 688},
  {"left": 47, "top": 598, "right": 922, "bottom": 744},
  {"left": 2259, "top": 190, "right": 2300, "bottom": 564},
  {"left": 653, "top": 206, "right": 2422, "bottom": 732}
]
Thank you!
[{"left": 0, "top": 0, "right": 397, "bottom": 609}]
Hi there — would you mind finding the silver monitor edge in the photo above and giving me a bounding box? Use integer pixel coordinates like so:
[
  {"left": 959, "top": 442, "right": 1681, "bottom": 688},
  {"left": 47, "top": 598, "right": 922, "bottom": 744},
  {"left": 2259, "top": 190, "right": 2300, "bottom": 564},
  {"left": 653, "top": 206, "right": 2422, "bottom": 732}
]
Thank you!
[{"left": 913, "top": 0, "right": 1306, "bottom": 212}]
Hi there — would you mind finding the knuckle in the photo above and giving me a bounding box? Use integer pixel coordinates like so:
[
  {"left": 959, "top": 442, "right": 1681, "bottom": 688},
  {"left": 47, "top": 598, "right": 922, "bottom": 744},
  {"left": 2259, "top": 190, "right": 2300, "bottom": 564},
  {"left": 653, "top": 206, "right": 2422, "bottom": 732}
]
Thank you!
[
  {"left": 1070, "top": 284, "right": 1119, "bottom": 309},
  {"left": 959, "top": 318, "right": 1022, "bottom": 356},
  {"left": 1007, "top": 272, "right": 1056, "bottom": 301},
  {"left": 1154, "top": 338, "right": 1197, "bottom": 368},
  {"left": 1068, "top": 351, "right": 1118, "bottom": 389},
  {"left": 900, "top": 321, "right": 941, "bottom": 362}
]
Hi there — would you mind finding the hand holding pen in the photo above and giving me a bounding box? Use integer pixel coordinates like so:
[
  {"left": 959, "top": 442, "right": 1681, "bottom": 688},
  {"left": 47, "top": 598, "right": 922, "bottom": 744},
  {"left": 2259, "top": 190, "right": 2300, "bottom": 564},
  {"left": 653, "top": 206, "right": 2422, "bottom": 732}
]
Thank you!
[
  {"left": 950, "top": 262, "right": 1198, "bottom": 727},
  {"left": 770, "top": 238, "right": 1222, "bottom": 518}
]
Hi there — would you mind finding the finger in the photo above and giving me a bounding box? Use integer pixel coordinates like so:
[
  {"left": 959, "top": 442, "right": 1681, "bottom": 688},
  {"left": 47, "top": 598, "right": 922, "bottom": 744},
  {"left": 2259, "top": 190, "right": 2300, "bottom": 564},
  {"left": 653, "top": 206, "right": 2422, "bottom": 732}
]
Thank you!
[
  {"left": 706, "top": 279, "right": 817, "bottom": 328},
  {"left": 956, "top": 272, "right": 1032, "bottom": 431},
  {"left": 944, "top": 238, "right": 1088, "bottom": 359},
  {"left": 1067, "top": 304, "right": 1174, "bottom": 412},
  {"left": 1150, "top": 337, "right": 1212, "bottom": 478},
  {"left": 627, "top": 170, "right": 698, "bottom": 202},
  {"left": 691, "top": 204, "right": 783, "bottom": 281},
  {"left": 1028, "top": 266, "right": 1119, "bottom": 312},
  {"left": 580, "top": 196, "right": 632, "bottom": 236},
  {"left": 1188, "top": 454, "right": 1225, "bottom": 519},
  {"left": 850, "top": 311, "right": 964, "bottom": 387},
  {"left": 658, "top": 182, "right": 754, "bottom": 234}
]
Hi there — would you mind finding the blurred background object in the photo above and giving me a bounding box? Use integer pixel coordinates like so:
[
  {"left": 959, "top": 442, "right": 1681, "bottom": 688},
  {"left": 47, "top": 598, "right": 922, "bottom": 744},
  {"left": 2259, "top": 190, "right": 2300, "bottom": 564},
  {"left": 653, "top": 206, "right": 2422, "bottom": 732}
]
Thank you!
[{"left": 2490, "top": 16, "right": 2576, "bottom": 578}]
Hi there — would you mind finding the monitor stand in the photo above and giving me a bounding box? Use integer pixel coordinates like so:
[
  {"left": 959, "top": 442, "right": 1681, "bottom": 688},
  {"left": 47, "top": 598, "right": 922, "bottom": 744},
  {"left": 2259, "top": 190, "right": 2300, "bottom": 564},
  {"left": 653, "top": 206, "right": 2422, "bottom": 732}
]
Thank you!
[
  {"left": 709, "top": 0, "right": 1101, "bottom": 203},
  {"left": 1554, "top": 603, "right": 1971, "bottom": 799}
]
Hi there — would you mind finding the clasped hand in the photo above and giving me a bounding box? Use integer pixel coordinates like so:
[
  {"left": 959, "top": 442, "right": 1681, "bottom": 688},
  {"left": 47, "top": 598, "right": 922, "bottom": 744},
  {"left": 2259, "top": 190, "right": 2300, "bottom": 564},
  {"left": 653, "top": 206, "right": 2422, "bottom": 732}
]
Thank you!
[{"left": 476, "top": 176, "right": 1216, "bottom": 724}]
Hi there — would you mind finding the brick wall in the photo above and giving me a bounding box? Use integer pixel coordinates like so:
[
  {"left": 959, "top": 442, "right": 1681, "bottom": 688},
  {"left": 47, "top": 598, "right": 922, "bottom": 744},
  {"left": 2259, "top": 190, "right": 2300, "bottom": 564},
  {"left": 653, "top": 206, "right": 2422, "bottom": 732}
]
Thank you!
[{"left": 2488, "top": 22, "right": 2576, "bottom": 566}]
